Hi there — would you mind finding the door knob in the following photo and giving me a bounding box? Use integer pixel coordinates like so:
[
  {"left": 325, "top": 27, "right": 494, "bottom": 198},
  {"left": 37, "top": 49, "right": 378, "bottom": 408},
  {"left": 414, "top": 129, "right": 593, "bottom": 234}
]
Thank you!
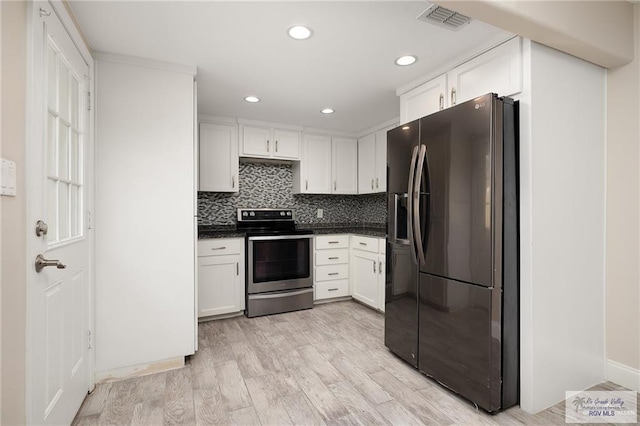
[
  {"left": 35, "top": 220, "right": 48, "bottom": 237},
  {"left": 35, "top": 254, "right": 66, "bottom": 273}
]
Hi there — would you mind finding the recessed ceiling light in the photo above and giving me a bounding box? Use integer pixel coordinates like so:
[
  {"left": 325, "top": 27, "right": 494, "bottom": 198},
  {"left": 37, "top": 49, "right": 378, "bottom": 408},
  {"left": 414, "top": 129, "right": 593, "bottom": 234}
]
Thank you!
[
  {"left": 402, "top": 126, "right": 410, "bottom": 130},
  {"left": 288, "top": 25, "right": 313, "bottom": 40},
  {"left": 321, "top": 108, "right": 334, "bottom": 114},
  {"left": 244, "top": 96, "right": 260, "bottom": 103},
  {"left": 395, "top": 55, "right": 418, "bottom": 66}
]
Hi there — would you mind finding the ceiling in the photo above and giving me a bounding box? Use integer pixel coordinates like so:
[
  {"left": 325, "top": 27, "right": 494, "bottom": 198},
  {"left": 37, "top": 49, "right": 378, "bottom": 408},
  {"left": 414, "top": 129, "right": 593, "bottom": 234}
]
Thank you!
[{"left": 69, "top": 1, "right": 511, "bottom": 134}]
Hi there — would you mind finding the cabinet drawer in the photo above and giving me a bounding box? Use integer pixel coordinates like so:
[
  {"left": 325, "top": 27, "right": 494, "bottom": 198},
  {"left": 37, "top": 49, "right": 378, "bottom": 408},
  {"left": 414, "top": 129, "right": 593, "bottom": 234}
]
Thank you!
[
  {"left": 315, "top": 249, "right": 349, "bottom": 266},
  {"left": 315, "top": 235, "right": 349, "bottom": 249},
  {"left": 351, "top": 235, "right": 379, "bottom": 253},
  {"left": 315, "top": 280, "right": 349, "bottom": 300},
  {"left": 315, "top": 264, "right": 349, "bottom": 282},
  {"left": 198, "top": 238, "right": 243, "bottom": 256}
]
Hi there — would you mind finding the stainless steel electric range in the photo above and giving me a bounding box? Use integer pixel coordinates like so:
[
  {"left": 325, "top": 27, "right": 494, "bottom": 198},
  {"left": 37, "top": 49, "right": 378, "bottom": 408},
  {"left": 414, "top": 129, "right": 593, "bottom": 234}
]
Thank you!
[{"left": 237, "top": 208, "right": 314, "bottom": 318}]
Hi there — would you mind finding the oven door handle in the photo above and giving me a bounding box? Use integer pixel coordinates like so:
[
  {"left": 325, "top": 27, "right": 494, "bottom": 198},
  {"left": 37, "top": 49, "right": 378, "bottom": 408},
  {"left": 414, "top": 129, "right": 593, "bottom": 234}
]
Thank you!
[
  {"left": 248, "top": 288, "right": 313, "bottom": 299},
  {"left": 248, "top": 235, "right": 314, "bottom": 241}
]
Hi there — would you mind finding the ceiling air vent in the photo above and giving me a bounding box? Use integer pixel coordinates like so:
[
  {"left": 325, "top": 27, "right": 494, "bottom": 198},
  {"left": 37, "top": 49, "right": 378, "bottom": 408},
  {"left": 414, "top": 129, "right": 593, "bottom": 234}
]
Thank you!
[{"left": 417, "top": 5, "right": 471, "bottom": 31}]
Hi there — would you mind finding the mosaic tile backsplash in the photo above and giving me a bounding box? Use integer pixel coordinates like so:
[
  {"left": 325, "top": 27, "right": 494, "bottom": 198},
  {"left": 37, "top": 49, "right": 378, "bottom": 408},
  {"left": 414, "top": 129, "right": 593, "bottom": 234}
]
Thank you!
[{"left": 198, "top": 162, "right": 387, "bottom": 226}]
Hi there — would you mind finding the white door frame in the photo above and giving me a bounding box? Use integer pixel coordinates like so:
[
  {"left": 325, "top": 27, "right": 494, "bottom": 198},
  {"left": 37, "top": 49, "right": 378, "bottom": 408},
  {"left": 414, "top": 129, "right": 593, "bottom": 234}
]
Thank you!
[{"left": 25, "top": 0, "right": 95, "bottom": 421}]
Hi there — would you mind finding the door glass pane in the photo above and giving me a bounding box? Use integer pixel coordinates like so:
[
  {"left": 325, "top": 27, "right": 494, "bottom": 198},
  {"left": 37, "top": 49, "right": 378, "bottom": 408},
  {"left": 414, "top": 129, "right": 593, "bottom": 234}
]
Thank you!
[
  {"left": 70, "top": 131, "right": 78, "bottom": 182},
  {"left": 58, "top": 124, "right": 69, "bottom": 180},
  {"left": 58, "top": 183, "right": 69, "bottom": 239},
  {"left": 58, "top": 62, "right": 69, "bottom": 122},
  {"left": 47, "top": 179, "right": 58, "bottom": 242},
  {"left": 48, "top": 114, "right": 57, "bottom": 176},
  {"left": 47, "top": 45, "right": 57, "bottom": 112},
  {"left": 70, "top": 185, "right": 78, "bottom": 237},
  {"left": 70, "top": 76, "right": 79, "bottom": 128}
]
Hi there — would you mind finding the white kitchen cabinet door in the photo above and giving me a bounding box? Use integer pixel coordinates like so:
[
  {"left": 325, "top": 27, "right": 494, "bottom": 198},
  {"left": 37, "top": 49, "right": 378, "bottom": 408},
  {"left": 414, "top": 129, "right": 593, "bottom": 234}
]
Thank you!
[
  {"left": 332, "top": 137, "right": 358, "bottom": 194},
  {"left": 298, "top": 134, "right": 332, "bottom": 194},
  {"left": 199, "top": 123, "right": 238, "bottom": 192},
  {"left": 357, "top": 133, "right": 376, "bottom": 194},
  {"left": 241, "top": 125, "right": 271, "bottom": 157},
  {"left": 400, "top": 74, "right": 447, "bottom": 124},
  {"left": 273, "top": 129, "right": 300, "bottom": 160},
  {"left": 375, "top": 129, "right": 387, "bottom": 192},
  {"left": 198, "top": 254, "right": 244, "bottom": 317},
  {"left": 351, "top": 250, "right": 379, "bottom": 309},
  {"left": 448, "top": 37, "right": 522, "bottom": 106}
]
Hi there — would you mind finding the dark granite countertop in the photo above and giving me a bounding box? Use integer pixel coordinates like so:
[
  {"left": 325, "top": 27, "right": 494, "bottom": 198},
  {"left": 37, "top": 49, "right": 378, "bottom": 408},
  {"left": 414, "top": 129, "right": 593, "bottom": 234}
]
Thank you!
[{"left": 198, "top": 223, "right": 386, "bottom": 239}]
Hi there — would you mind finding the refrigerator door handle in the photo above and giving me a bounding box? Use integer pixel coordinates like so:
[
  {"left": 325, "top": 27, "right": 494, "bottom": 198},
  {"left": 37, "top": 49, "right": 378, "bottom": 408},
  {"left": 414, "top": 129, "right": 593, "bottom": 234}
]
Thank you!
[
  {"left": 406, "top": 145, "right": 419, "bottom": 264},
  {"left": 413, "top": 145, "right": 427, "bottom": 266}
]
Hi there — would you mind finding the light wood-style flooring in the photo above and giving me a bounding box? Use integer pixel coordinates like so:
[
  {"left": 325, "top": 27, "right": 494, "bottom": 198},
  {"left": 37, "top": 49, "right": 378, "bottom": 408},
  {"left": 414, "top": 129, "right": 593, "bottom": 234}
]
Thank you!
[{"left": 73, "top": 300, "right": 632, "bottom": 425}]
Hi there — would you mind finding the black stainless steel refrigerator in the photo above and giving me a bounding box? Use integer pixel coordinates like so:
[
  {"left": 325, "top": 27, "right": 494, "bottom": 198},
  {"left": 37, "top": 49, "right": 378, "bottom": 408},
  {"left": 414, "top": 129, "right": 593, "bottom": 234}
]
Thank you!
[{"left": 385, "top": 93, "right": 519, "bottom": 412}]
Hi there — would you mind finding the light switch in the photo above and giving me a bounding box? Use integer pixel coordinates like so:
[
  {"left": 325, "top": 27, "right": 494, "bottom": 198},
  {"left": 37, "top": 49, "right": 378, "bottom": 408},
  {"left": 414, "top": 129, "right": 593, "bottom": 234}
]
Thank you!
[{"left": 1, "top": 158, "right": 17, "bottom": 196}]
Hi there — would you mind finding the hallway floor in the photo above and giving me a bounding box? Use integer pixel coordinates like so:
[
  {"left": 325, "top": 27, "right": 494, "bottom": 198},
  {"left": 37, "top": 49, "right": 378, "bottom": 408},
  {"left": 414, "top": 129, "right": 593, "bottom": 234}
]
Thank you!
[{"left": 72, "top": 300, "right": 630, "bottom": 425}]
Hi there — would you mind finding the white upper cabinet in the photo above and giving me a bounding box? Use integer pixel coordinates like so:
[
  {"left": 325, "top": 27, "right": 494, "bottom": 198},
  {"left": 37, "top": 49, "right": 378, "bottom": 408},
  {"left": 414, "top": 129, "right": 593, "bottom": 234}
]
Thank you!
[
  {"left": 399, "top": 37, "right": 522, "bottom": 123},
  {"left": 240, "top": 124, "right": 301, "bottom": 160},
  {"left": 375, "top": 130, "right": 387, "bottom": 193},
  {"left": 293, "top": 134, "right": 332, "bottom": 194},
  {"left": 358, "top": 129, "right": 388, "bottom": 194},
  {"left": 400, "top": 74, "right": 447, "bottom": 124},
  {"left": 358, "top": 133, "right": 376, "bottom": 194},
  {"left": 199, "top": 122, "right": 239, "bottom": 192},
  {"left": 449, "top": 36, "right": 522, "bottom": 106},
  {"left": 273, "top": 129, "right": 301, "bottom": 159},
  {"left": 332, "top": 137, "right": 358, "bottom": 194}
]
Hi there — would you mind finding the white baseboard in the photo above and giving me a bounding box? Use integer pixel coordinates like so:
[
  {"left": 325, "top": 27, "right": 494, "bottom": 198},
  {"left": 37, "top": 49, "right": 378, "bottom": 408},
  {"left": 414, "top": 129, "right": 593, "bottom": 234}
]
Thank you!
[
  {"left": 95, "top": 357, "right": 185, "bottom": 383},
  {"left": 607, "top": 359, "right": 640, "bottom": 392}
]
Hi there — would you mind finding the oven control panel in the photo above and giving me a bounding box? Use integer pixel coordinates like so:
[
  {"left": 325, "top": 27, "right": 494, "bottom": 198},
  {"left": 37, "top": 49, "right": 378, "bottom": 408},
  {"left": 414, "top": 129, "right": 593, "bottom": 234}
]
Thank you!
[{"left": 237, "top": 208, "right": 294, "bottom": 222}]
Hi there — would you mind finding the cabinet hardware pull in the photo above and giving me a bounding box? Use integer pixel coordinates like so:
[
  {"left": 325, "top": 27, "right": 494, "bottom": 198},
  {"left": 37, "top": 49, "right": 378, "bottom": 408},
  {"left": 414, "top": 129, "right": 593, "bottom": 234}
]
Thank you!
[
  {"left": 376, "top": 177, "right": 379, "bottom": 189},
  {"left": 328, "top": 272, "right": 339, "bottom": 276},
  {"left": 328, "top": 288, "right": 339, "bottom": 291},
  {"left": 232, "top": 176, "right": 235, "bottom": 188},
  {"left": 236, "top": 262, "right": 239, "bottom": 275},
  {"left": 334, "top": 181, "right": 337, "bottom": 191},
  {"left": 328, "top": 256, "right": 339, "bottom": 260},
  {"left": 211, "top": 246, "right": 226, "bottom": 250},
  {"left": 451, "top": 88, "right": 456, "bottom": 106},
  {"left": 371, "top": 179, "right": 374, "bottom": 189},
  {"left": 275, "top": 140, "right": 278, "bottom": 152},
  {"left": 379, "top": 261, "right": 382, "bottom": 274},
  {"left": 328, "top": 241, "right": 339, "bottom": 244},
  {"left": 267, "top": 140, "right": 270, "bottom": 152},
  {"left": 439, "top": 93, "right": 444, "bottom": 110},
  {"left": 305, "top": 180, "right": 308, "bottom": 190},
  {"left": 359, "top": 242, "right": 367, "bottom": 246},
  {"left": 373, "top": 261, "right": 376, "bottom": 273}
]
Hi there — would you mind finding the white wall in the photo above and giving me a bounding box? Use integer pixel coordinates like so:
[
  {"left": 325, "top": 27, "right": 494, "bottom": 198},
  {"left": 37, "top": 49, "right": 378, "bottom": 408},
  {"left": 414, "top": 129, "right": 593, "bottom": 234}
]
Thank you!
[
  {"left": 519, "top": 40, "right": 606, "bottom": 413},
  {"left": 0, "top": 1, "right": 27, "bottom": 423},
  {"left": 95, "top": 55, "right": 196, "bottom": 374},
  {"left": 605, "top": 3, "right": 640, "bottom": 391}
]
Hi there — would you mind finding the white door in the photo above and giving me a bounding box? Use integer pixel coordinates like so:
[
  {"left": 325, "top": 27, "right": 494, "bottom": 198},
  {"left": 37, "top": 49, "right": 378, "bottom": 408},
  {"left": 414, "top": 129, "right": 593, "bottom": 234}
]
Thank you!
[
  {"left": 399, "top": 74, "right": 447, "bottom": 123},
  {"left": 28, "top": 2, "right": 91, "bottom": 424},
  {"left": 273, "top": 129, "right": 300, "bottom": 159}
]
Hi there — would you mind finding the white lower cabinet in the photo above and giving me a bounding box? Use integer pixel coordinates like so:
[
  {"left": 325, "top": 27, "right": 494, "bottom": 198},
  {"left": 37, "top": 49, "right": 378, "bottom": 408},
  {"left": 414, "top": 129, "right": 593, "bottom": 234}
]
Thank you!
[
  {"left": 197, "top": 238, "right": 245, "bottom": 317},
  {"left": 314, "top": 235, "right": 350, "bottom": 300},
  {"left": 350, "top": 235, "right": 385, "bottom": 311}
]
